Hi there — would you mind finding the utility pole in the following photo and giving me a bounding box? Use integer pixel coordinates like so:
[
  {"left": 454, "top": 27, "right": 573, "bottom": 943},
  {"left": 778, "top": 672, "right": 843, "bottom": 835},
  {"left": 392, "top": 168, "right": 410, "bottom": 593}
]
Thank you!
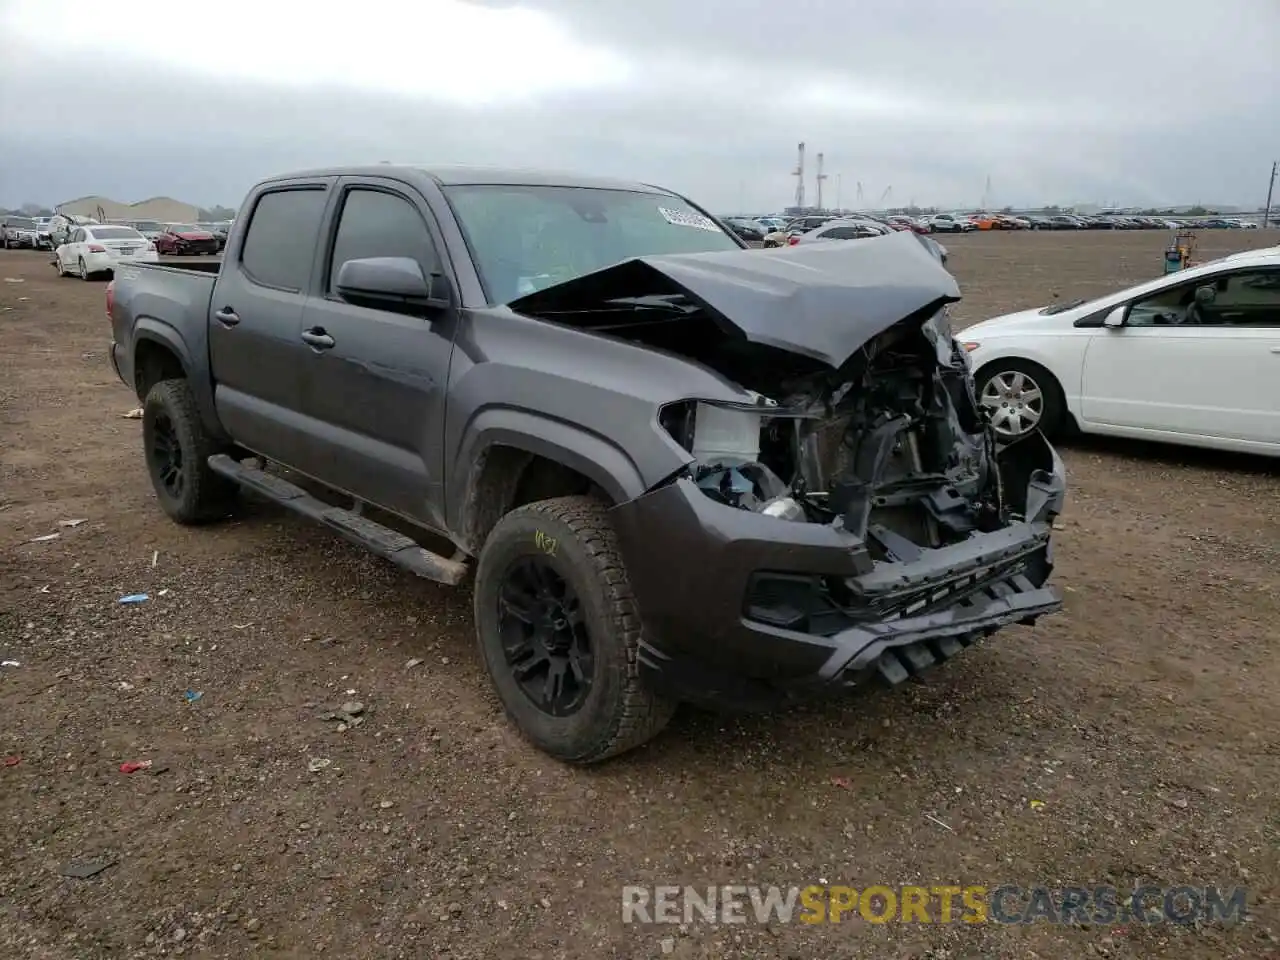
[
  {"left": 1265, "top": 161, "right": 1277, "bottom": 229},
  {"left": 792, "top": 143, "right": 806, "bottom": 210},
  {"left": 815, "top": 153, "right": 828, "bottom": 211}
]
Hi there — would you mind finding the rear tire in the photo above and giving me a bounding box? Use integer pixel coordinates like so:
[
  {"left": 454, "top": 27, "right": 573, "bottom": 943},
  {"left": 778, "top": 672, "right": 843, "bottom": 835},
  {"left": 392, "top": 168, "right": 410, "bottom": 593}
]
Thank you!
[
  {"left": 142, "top": 379, "right": 236, "bottom": 524},
  {"left": 78, "top": 258, "right": 91, "bottom": 281},
  {"left": 474, "top": 495, "right": 676, "bottom": 764}
]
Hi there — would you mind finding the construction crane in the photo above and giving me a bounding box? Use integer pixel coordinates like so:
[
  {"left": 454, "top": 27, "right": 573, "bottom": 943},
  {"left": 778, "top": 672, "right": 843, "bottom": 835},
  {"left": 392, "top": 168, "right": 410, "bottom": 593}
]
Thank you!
[
  {"left": 815, "top": 153, "right": 828, "bottom": 210},
  {"left": 792, "top": 143, "right": 806, "bottom": 209},
  {"left": 877, "top": 186, "right": 892, "bottom": 209}
]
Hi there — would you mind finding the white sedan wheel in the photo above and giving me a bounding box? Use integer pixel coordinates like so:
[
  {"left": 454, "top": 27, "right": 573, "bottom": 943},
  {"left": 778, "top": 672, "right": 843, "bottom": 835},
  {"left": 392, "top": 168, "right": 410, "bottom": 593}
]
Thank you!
[{"left": 980, "top": 369, "right": 1045, "bottom": 438}]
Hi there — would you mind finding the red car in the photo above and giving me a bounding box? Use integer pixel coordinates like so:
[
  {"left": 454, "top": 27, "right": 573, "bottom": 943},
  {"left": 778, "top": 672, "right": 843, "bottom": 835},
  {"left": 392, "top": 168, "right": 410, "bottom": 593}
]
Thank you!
[
  {"left": 154, "top": 223, "right": 219, "bottom": 256},
  {"left": 887, "top": 216, "right": 930, "bottom": 234}
]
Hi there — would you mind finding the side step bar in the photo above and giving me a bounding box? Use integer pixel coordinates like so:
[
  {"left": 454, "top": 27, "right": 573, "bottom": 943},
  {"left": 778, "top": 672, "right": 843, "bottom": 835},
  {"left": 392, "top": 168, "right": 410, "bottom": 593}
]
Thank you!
[{"left": 207, "top": 454, "right": 468, "bottom": 586}]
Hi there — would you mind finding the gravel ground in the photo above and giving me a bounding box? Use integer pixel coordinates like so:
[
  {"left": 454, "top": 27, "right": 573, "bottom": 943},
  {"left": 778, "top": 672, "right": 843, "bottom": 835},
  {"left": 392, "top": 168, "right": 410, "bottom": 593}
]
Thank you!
[{"left": 1, "top": 230, "right": 1278, "bottom": 959}]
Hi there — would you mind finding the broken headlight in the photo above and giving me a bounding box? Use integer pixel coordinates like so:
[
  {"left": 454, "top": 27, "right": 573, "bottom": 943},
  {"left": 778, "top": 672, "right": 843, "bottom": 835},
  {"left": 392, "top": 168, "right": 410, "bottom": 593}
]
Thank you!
[{"left": 658, "top": 397, "right": 811, "bottom": 520}]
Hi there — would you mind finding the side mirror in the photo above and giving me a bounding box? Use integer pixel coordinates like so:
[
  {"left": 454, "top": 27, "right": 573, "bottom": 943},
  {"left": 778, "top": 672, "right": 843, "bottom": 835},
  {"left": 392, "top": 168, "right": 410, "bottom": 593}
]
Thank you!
[
  {"left": 1103, "top": 305, "right": 1127, "bottom": 328},
  {"left": 335, "top": 257, "right": 448, "bottom": 310},
  {"left": 1194, "top": 284, "right": 1216, "bottom": 305}
]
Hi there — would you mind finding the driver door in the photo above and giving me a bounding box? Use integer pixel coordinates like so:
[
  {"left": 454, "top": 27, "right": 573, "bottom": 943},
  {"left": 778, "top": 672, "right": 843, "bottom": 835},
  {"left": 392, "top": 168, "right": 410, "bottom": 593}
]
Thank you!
[
  {"left": 1080, "top": 267, "right": 1280, "bottom": 444},
  {"left": 293, "top": 179, "right": 459, "bottom": 529}
]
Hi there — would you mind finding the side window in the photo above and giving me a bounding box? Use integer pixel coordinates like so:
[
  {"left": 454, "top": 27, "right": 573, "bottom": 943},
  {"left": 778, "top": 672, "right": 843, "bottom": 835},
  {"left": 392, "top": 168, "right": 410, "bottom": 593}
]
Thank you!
[
  {"left": 1127, "top": 279, "right": 1197, "bottom": 327},
  {"left": 240, "top": 187, "right": 328, "bottom": 291},
  {"left": 822, "top": 227, "right": 862, "bottom": 240},
  {"left": 1209, "top": 270, "right": 1280, "bottom": 326},
  {"left": 72, "top": 229, "right": 84, "bottom": 243},
  {"left": 327, "top": 189, "right": 438, "bottom": 295}
]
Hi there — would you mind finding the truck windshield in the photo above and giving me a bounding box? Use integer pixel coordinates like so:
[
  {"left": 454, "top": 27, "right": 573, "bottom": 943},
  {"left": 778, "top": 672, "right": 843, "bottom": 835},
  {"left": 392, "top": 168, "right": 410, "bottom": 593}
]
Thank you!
[
  {"left": 442, "top": 185, "right": 741, "bottom": 304},
  {"left": 8, "top": 218, "right": 36, "bottom": 229}
]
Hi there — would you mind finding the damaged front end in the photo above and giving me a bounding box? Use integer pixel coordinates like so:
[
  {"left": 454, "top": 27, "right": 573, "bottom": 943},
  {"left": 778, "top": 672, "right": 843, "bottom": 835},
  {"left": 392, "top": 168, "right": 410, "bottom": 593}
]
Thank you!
[
  {"left": 660, "top": 306, "right": 1063, "bottom": 556},
  {"left": 511, "top": 234, "right": 1065, "bottom": 709},
  {"left": 613, "top": 308, "right": 1065, "bottom": 708}
]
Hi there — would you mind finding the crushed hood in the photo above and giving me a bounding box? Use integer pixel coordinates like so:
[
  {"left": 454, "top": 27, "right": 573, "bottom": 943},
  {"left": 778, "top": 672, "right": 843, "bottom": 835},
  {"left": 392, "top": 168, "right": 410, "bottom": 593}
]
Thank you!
[{"left": 507, "top": 230, "right": 961, "bottom": 368}]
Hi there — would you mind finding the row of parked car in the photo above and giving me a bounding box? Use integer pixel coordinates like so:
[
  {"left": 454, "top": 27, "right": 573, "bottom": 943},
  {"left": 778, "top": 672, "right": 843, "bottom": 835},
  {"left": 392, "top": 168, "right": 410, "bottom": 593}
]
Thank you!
[
  {"left": 731, "top": 213, "right": 952, "bottom": 264},
  {"left": 0, "top": 213, "right": 232, "bottom": 255},
  {"left": 721, "top": 211, "right": 1263, "bottom": 242}
]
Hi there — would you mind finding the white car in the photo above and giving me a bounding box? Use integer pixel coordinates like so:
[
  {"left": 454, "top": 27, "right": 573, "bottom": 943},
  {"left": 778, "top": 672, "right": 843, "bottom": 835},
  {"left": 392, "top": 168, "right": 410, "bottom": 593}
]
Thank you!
[
  {"left": 960, "top": 246, "right": 1280, "bottom": 456},
  {"left": 33, "top": 217, "right": 53, "bottom": 249},
  {"left": 54, "top": 224, "right": 158, "bottom": 280}
]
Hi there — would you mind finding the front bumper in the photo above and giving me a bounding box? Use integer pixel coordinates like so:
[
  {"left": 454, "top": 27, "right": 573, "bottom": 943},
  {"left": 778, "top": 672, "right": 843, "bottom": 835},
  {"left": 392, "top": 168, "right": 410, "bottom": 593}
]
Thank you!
[
  {"left": 169, "top": 239, "right": 218, "bottom": 255},
  {"left": 610, "top": 432, "right": 1066, "bottom": 710}
]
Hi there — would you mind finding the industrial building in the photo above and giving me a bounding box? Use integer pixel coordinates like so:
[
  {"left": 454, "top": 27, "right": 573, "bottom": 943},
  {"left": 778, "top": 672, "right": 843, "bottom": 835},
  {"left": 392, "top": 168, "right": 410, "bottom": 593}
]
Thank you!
[{"left": 55, "top": 195, "right": 200, "bottom": 223}]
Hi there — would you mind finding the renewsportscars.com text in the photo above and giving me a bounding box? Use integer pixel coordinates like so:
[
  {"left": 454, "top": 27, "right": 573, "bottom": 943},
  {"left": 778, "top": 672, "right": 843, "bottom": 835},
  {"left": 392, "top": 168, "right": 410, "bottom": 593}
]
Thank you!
[{"left": 622, "top": 884, "right": 1247, "bottom": 926}]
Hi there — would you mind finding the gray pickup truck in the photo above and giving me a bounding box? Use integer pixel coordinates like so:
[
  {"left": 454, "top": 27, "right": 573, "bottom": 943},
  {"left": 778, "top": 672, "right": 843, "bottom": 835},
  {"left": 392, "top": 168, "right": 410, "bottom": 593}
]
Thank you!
[{"left": 107, "top": 165, "right": 1066, "bottom": 763}]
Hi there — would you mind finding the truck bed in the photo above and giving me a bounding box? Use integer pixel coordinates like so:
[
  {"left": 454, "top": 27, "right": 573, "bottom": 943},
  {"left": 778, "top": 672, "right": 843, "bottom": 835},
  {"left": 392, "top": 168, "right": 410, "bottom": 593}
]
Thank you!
[
  {"left": 109, "top": 259, "right": 220, "bottom": 408},
  {"left": 146, "top": 259, "right": 222, "bottom": 274}
]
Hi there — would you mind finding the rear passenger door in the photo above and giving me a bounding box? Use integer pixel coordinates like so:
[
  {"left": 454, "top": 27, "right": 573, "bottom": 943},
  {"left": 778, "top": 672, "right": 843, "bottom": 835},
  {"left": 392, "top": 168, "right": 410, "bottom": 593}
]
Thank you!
[
  {"left": 294, "top": 178, "right": 458, "bottom": 529},
  {"left": 209, "top": 182, "right": 330, "bottom": 466}
]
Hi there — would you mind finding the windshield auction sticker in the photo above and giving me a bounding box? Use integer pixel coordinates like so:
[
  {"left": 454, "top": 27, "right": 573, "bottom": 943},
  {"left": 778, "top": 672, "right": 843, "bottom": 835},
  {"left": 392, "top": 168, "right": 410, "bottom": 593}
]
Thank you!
[{"left": 658, "top": 207, "right": 722, "bottom": 232}]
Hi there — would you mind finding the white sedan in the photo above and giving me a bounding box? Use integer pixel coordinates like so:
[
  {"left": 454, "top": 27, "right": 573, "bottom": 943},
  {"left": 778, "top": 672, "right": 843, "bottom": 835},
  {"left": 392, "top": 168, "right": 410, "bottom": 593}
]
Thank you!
[
  {"left": 960, "top": 246, "right": 1280, "bottom": 456},
  {"left": 54, "top": 224, "right": 158, "bottom": 280}
]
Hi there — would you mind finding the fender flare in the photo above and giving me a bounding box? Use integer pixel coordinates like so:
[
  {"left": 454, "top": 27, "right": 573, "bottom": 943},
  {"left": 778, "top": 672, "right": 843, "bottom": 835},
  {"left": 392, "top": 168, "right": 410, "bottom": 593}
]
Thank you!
[
  {"left": 132, "top": 317, "right": 195, "bottom": 382},
  {"left": 131, "top": 317, "right": 228, "bottom": 441},
  {"left": 449, "top": 406, "right": 651, "bottom": 544}
]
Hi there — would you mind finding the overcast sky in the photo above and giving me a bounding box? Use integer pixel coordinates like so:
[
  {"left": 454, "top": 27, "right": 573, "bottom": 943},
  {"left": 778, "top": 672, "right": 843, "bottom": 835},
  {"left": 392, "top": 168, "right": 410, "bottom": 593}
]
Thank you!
[{"left": 2, "top": 0, "right": 1277, "bottom": 212}]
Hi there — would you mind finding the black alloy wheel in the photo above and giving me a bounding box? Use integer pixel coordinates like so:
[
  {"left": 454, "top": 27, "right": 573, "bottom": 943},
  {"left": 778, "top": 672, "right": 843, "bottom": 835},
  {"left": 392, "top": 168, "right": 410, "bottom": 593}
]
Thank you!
[
  {"left": 149, "top": 408, "right": 186, "bottom": 502},
  {"left": 497, "top": 555, "right": 594, "bottom": 717},
  {"left": 141, "top": 379, "right": 235, "bottom": 524},
  {"left": 473, "top": 495, "right": 676, "bottom": 763}
]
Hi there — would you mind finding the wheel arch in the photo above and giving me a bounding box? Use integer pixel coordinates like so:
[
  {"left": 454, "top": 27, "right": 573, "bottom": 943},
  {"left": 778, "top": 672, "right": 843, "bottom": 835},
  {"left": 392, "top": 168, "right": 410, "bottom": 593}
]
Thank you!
[
  {"left": 973, "top": 354, "right": 1077, "bottom": 435},
  {"left": 133, "top": 331, "right": 190, "bottom": 400},
  {"left": 130, "top": 320, "right": 230, "bottom": 443},
  {"left": 450, "top": 412, "right": 649, "bottom": 555}
]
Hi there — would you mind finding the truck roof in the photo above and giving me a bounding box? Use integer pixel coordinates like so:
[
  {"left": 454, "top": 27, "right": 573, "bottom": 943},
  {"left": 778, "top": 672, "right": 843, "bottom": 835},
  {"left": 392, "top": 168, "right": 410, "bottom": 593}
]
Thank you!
[{"left": 259, "top": 164, "right": 671, "bottom": 195}]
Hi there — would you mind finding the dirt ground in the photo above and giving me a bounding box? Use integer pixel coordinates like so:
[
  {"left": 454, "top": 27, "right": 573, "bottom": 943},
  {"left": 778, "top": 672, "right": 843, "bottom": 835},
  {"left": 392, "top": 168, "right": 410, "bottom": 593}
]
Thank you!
[{"left": 2, "top": 230, "right": 1278, "bottom": 960}]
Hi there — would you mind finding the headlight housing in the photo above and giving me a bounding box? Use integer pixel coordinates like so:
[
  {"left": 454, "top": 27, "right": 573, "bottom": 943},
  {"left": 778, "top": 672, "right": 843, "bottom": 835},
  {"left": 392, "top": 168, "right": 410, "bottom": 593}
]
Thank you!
[{"left": 658, "top": 396, "right": 781, "bottom": 463}]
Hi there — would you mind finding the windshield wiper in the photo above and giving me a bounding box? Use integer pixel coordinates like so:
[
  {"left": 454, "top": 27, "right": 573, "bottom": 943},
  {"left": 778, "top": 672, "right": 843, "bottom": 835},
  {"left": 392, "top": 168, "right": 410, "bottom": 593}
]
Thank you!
[{"left": 1039, "top": 298, "right": 1085, "bottom": 315}]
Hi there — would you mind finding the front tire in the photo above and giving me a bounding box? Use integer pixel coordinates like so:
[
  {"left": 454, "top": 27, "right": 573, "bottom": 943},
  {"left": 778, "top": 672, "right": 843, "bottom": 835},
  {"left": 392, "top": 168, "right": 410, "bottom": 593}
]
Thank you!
[
  {"left": 142, "top": 379, "right": 236, "bottom": 524},
  {"left": 975, "top": 358, "right": 1067, "bottom": 440},
  {"left": 474, "top": 495, "right": 676, "bottom": 764}
]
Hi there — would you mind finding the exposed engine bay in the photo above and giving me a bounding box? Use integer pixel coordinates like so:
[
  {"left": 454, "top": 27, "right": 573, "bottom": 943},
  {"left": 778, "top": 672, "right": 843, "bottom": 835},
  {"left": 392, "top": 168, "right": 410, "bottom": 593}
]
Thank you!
[
  {"left": 659, "top": 309, "right": 1022, "bottom": 559},
  {"left": 507, "top": 231, "right": 1060, "bottom": 560}
]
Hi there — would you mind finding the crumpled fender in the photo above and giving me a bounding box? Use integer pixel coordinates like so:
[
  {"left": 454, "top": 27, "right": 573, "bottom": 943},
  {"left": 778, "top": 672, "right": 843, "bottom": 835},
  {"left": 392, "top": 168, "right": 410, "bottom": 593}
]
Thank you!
[{"left": 995, "top": 429, "right": 1067, "bottom": 523}]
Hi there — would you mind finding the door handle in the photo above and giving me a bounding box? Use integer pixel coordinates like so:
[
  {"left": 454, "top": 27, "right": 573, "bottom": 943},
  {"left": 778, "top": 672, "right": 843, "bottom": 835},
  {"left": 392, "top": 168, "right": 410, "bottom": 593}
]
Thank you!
[
  {"left": 301, "top": 328, "right": 335, "bottom": 350},
  {"left": 1270, "top": 347, "right": 1280, "bottom": 354},
  {"left": 214, "top": 307, "right": 240, "bottom": 327}
]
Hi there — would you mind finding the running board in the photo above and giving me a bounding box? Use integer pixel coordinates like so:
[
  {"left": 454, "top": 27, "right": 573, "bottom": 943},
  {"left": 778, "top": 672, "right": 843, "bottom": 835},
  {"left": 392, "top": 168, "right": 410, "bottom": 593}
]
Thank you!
[{"left": 207, "top": 454, "right": 468, "bottom": 586}]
